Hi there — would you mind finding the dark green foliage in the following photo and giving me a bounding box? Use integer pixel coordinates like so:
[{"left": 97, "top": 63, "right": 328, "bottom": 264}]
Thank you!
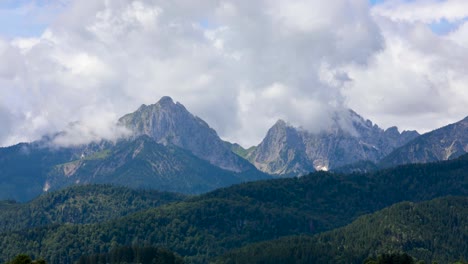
[
  {"left": 5, "top": 254, "right": 46, "bottom": 264},
  {"left": 217, "top": 197, "right": 468, "bottom": 264},
  {"left": 332, "top": 160, "right": 379, "bottom": 174},
  {"left": 200, "top": 154, "right": 468, "bottom": 232},
  {"left": 6, "top": 255, "right": 33, "bottom": 264},
  {"left": 365, "top": 253, "right": 415, "bottom": 264},
  {"left": 0, "top": 184, "right": 185, "bottom": 233},
  {"left": 0, "top": 157, "right": 466, "bottom": 264},
  {"left": 77, "top": 246, "right": 183, "bottom": 264}
]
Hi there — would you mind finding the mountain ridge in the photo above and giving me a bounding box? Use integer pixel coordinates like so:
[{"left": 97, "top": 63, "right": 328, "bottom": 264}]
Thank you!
[
  {"left": 118, "top": 96, "right": 256, "bottom": 173},
  {"left": 0, "top": 97, "right": 269, "bottom": 201},
  {"left": 45, "top": 135, "right": 269, "bottom": 197},
  {"left": 245, "top": 109, "right": 420, "bottom": 175},
  {"left": 380, "top": 115, "right": 468, "bottom": 167},
  {"left": 1, "top": 96, "right": 466, "bottom": 202}
]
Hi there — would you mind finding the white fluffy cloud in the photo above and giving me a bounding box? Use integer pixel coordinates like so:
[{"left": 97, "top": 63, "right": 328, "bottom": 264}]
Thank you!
[
  {"left": 0, "top": 0, "right": 384, "bottom": 147},
  {"left": 372, "top": 0, "right": 468, "bottom": 23},
  {"left": 344, "top": 0, "right": 468, "bottom": 133},
  {"left": 0, "top": 0, "right": 467, "bottom": 148}
]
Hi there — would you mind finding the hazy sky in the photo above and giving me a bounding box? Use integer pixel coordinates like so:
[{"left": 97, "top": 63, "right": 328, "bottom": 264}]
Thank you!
[{"left": 1, "top": 0, "right": 468, "bottom": 147}]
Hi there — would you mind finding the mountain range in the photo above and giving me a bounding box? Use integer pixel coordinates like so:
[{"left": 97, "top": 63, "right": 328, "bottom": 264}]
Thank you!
[
  {"left": 0, "top": 97, "right": 270, "bottom": 201},
  {"left": 243, "top": 110, "right": 468, "bottom": 175},
  {"left": 241, "top": 110, "right": 420, "bottom": 175},
  {"left": 0, "top": 96, "right": 466, "bottom": 202},
  {"left": 0, "top": 95, "right": 466, "bottom": 263}
]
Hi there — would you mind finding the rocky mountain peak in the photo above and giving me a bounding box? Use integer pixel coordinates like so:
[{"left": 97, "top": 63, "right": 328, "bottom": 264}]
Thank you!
[
  {"left": 384, "top": 126, "right": 400, "bottom": 136},
  {"left": 265, "top": 120, "right": 292, "bottom": 139},
  {"left": 118, "top": 96, "right": 256, "bottom": 172},
  {"left": 136, "top": 96, "right": 189, "bottom": 116},
  {"left": 400, "top": 129, "right": 420, "bottom": 141},
  {"left": 246, "top": 119, "right": 313, "bottom": 175},
  {"left": 273, "top": 119, "right": 287, "bottom": 127},
  {"left": 247, "top": 109, "right": 421, "bottom": 175},
  {"left": 158, "top": 96, "right": 175, "bottom": 106}
]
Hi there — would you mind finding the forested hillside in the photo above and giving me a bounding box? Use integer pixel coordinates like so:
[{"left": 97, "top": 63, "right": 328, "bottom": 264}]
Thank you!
[
  {"left": 0, "top": 155, "right": 466, "bottom": 263},
  {"left": 0, "top": 185, "right": 185, "bottom": 233},
  {"left": 216, "top": 196, "right": 468, "bottom": 264}
]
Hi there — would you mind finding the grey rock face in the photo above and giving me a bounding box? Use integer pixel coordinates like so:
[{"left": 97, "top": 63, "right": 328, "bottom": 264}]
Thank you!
[
  {"left": 248, "top": 120, "right": 314, "bottom": 175},
  {"left": 247, "top": 110, "right": 420, "bottom": 175},
  {"left": 380, "top": 116, "right": 468, "bottom": 167},
  {"left": 118, "top": 96, "right": 255, "bottom": 172}
]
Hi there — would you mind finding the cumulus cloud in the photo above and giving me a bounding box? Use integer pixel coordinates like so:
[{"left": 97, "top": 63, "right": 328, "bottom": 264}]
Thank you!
[
  {"left": 0, "top": 0, "right": 385, "bottom": 147},
  {"left": 0, "top": 0, "right": 467, "bottom": 148},
  {"left": 372, "top": 0, "right": 468, "bottom": 23},
  {"left": 52, "top": 108, "right": 131, "bottom": 147},
  {"left": 343, "top": 0, "right": 468, "bottom": 133},
  {"left": 0, "top": 105, "right": 13, "bottom": 143},
  {"left": 448, "top": 20, "right": 468, "bottom": 46}
]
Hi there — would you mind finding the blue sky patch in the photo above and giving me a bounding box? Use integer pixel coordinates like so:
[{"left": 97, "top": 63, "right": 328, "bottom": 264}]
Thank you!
[
  {"left": 0, "top": 0, "right": 66, "bottom": 38},
  {"left": 369, "top": 0, "right": 386, "bottom": 5},
  {"left": 429, "top": 17, "right": 468, "bottom": 35}
]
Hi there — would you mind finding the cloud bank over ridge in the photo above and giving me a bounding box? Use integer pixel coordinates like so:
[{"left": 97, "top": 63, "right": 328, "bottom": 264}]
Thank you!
[{"left": 0, "top": 0, "right": 467, "bottom": 147}]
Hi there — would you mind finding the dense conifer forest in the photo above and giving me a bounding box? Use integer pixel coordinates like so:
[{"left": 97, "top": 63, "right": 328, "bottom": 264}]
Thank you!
[{"left": 0, "top": 155, "right": 466, "bottom": 263}]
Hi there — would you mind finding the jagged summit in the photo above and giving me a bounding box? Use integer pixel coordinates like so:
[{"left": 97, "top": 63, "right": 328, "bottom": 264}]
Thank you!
[
  {"left": 119, "top": 96, "right": 256, "bottom": 172},
  {"left": 136, "top": 96, "right": 186, "bottom": 112},
  {"left": 273, "top": 119, "right": 287, "bottom": 127},
  {"left": 384, "top": 126, "right": 399, "bottom": 135},
  {"left": 158, "top": 96, "right": 175, "bottom": 105},
  {"left": 246, "top": 109, "right": 420, "bottom": 175},
  {"left": 249, "top": 119, "right": 314, "bottom": 175}
]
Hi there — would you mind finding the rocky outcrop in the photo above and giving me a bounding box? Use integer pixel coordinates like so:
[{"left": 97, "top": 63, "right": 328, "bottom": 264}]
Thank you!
[
  {"left": 118, "top": 96, "right": 255, "bottom": 172},
  {"left": 380, "top": 116, "right": 468, "bottom": 167},
  {"left": 247, "top": 110, "right": 420, "bottom": 175},
  {"left": 247, "top": 120, "right": 314, "bottom": 175}
]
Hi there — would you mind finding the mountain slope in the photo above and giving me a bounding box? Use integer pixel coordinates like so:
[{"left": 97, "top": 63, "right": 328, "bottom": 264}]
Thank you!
[
  {"left": 46, "top": 136, "right": 269, "bottom": 195},
  {"left": 119, "top": 96, "right": 255, "bottom": 173},
  {"left": 217, "top": 196, "right": 468, "bottom": 264},
  {"left": 0, "top": 97, "right": 268, "bottom": 202},
  {"left": 0, "top": 140, "right": 110, "bottom": 201},
  {"left": 381, "top": 116, "right": 468, "bottom": 167},
  {"left": 0, "top": 184, "right": 184, "bottom": 233},
  {"left": 0, "top": 155, "right": 466, "bottom": 264},
  {"left": 0, "top": 135, "right": 267, "bottom": 202},
  {"left": 247, "top": 110, "right": 419, "bottom": 175}
]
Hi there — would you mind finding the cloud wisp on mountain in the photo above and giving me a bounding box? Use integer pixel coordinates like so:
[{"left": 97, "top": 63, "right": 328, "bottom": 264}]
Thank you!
[{"left": 0, "top": 0, "right": 467, "bottom": 147}]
